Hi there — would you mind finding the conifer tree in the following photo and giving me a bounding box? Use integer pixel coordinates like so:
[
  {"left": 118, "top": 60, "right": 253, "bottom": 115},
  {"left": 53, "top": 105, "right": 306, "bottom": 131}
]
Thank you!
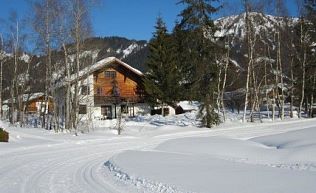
[
  {"left": 175, "top": 0, "right": 220, "bottom": 127},
  {"left": 144, "top": 17, "right": 180, "bottom": 115}
]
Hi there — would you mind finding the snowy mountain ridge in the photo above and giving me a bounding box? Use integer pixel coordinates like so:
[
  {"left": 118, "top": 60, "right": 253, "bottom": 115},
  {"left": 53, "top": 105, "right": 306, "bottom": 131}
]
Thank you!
[{"left": 215, "top": 12, "right": 298, "bottom": 39}]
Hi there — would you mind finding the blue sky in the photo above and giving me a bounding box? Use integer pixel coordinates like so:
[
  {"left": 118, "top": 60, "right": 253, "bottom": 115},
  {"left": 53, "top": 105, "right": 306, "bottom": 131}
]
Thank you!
[
  {"left": 92, "top": 0, "right": 184, "bottom": 40},
  {"left": 0, "top": 0, "right": 299, "bottom": 41}
]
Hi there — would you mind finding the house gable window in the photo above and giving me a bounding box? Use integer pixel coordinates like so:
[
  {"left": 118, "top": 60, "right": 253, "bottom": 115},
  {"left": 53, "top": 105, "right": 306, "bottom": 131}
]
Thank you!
[
  {"left": 79, "top": 105, "right": 87, "bottom": 114},
  {"left": 105, "top": 71, "right": 116, "bottom": 78}
]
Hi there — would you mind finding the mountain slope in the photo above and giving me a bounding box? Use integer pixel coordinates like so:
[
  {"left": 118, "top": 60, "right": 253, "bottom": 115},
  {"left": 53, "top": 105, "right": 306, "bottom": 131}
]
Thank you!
[
  {"left": 215, "top": 12, "right": 298, "bottom": 40},
  {"left": 80, "top": 37, "right": 148, "bottom": 72},
  {"left": 213, "top": 12, "right": 299, "bottom": 91}
]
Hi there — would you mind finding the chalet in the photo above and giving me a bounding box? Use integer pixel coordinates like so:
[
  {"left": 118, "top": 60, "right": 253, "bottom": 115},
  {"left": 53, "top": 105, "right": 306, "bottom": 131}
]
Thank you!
[
  {"left": 2, "top": 93, "right": 54, "bottom": 119},
  {"left": 25, "top": 94, "right": 54, "bottom": 114},
  {"left": 55, "top": 57, "right": 149, "bottom": 121}
]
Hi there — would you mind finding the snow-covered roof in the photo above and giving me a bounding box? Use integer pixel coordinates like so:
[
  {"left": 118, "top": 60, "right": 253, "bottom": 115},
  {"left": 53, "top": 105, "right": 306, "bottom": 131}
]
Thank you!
[
  {"left": 87, "top": 57, "right": 143, "bottom": 76},
  {"left": 3, "top": 92, "right": 47, "bottom": 104},
  {"left": 56, "top": 57, "right": 143, "bottom": 88},
  {"left": 177, "top": 101, "right": 199, "bottom": 111}
]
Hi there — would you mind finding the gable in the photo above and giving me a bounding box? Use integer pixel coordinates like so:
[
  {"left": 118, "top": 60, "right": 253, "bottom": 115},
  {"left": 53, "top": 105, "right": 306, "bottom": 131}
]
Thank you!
[
  {"left": 94, "top": 60, "right": 143, "bottom": 84},
  {"left": 93, "top": 65, "right": 142, "bottom": 98},
  {"left": 55, "top": 57, "right": 143, "bottom": 88}
]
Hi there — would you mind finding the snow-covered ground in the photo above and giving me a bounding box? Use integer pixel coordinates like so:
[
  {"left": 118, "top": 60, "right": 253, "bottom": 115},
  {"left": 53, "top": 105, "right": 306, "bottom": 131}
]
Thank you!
[{"left": 1, "top": 114, "right": 316, "bottom": 193}]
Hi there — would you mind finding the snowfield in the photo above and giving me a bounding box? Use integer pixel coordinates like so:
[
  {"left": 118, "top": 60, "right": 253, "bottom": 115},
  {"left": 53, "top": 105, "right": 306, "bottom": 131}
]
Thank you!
[{"left": 1, "top": 115, "right": 316, "bottom": 193}]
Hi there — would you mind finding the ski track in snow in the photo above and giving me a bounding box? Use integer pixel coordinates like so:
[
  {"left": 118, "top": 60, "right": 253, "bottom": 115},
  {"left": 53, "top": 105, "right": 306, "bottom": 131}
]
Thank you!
[
  {"left": 1, "top": 118, "right": 316, "bottom": 193},
  {"left": 0, "top": 136, "right": 146, "bottom": 193}
]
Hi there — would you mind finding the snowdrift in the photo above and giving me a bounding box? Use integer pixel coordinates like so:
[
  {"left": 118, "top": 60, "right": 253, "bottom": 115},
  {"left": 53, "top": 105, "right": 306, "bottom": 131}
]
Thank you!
[{"left": 105, "top": 126, "right": 316, "bottom": 193}]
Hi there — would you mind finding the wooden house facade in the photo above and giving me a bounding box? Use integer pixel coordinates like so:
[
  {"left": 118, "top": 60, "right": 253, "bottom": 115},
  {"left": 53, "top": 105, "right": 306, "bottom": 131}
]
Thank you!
[
  {"left": 25, "top": 95, "right": 54, "bottom": 114},
  {"left": 55, "top": 57, "right": 149, "bottom": 121},
  {"left": 2, "top": 93, "right": 54, "bottom": 121}
]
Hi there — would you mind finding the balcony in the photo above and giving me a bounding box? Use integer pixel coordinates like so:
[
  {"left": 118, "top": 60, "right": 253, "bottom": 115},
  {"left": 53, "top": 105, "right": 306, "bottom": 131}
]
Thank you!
[{"left": 94, "top": 95, "right": 144, "bottom": 106}]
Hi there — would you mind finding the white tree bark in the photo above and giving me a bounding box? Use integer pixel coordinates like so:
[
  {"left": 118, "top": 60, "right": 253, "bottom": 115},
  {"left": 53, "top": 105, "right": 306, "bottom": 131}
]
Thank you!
[
  {"left": 221, "top": 41, "right": 230, "bottom": 122},
  {"left": 0, "top": 34, "right": 3, "bottom": 119},
  {"left": 242, "top": 2, "right": 252, "bottom": 123},
  {"left": 290, "top": 57, "right": 294, "bottom": 118},
  {"left": 299, "top": 19, "right": 306, "bottom": 119}
]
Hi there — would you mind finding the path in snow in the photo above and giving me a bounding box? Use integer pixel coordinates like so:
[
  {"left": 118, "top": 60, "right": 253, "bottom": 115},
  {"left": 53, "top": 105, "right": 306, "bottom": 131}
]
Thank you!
[{"left": 0, "top": 118, "right": 315, "bottom": 193}]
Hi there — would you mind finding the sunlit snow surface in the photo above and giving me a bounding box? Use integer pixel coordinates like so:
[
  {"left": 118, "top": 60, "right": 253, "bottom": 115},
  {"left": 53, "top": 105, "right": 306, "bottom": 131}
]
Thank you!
[{"left": 1, "top": 115, "right": 316, "bottom": 193}]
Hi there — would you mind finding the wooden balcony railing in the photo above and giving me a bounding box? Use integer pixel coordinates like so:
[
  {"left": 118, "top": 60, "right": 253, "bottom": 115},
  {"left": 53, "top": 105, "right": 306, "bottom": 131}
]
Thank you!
[{"left": 94, "top": 96, "right": 144, "bottom": 105}]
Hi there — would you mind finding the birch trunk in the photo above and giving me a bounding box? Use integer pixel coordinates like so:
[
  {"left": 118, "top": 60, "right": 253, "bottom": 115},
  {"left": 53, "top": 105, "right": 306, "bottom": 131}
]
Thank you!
[
  {"left": 0, "top": 34, "right": 3, "bottom": 119},
  {"left": 72, "top": 0, "right": 86, "bottom": 135},
  {"left": 310, "top": 75, "right": 315, "bottom": 117},
  {"left": 221, "top": 42, "right": 229, "bottom": 122},
  {"left": 42, "top": 0, "right": 52, "bottom": 129},
  {"left": 272, "top": 90, "right": 276, "bottom": 121},
  {"left": 250, "top": 48, "right": 259, "bottom": 122},
  {"left": 217, "top": 62, "right": 222, "bottom": 113},
  {"left": 290, "top": 57, "right": 294, "bottom": 118},
  {"left": 10, "top": 21, "right": 19, "bottom": 124},
  {"left": 299, "top": 20, "right": 306, "bottom": 119},
  {"left": 242, "top": 4, "right": 252, "bottom": 123},
  {"left": 63, "top": 44, "right": 72, "bottom": 131},
  {"left": 74, "top": 12, "right": 81, "bottom": 135},
  {"left": 264, "top": 49, "right": 270, "bottom": 119},
  {"left": 277, "top": 31, "right": 285, "bottom": 120},
  {"left": 20, "top": 56, "right": 32, "bottom": 127}
]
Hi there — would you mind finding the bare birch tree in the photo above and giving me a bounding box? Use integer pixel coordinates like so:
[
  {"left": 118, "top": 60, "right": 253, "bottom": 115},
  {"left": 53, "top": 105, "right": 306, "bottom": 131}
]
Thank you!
[
  {"left": 68, "top": 0, "right": 93, "bottom": 134},
  {"left": 18, "top": 56, "right": 33, "bottom": 127},
  {"left": 274, "top": 0, "right": 288, "bottom": 120},
  {"left": 242, "top": 0, "right": 255, "bottom": 122},
  {"left": 32, "top": 0, "right": 60, "bottom": 129},
  {"left": 298, "top": 18, "right": 307, "bottom": 118},
  {"left": 55, "top": 1, "right": 72, "bottom": 131},
  {"left": 7, "top": 12, "right": 22, "bottom": 124},
  {"left": 0, "top": 34, "right": 4, "bottom": 119}
]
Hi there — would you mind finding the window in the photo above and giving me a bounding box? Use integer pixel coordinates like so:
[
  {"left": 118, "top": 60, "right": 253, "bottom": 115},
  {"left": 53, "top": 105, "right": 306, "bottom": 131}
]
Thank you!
[
  {"left": 79, "top": 105, "right": 87, "bottom": 114},
  {"left": 105, "top": 71, "right": 116, "bottom": 78},
  {"left": 96, "top": 87, "right": 102, "bottom": 95},
  {"left": 121, "top": 105, "right": 128, "bottom": 114},
  {"left": 101, "top": 105, "right": 112, "bottom": 119},
  {"left": 81, "top": 85, "right": 90, "bottom": 95}
]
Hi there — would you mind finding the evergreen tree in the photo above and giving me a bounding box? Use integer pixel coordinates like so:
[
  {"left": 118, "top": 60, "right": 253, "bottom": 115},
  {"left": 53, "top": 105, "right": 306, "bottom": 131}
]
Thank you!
[
  {"left": 174, "top": 0, "right": 220, "bottom": 127},
  {"left": 144, "top": 17, "right": 180, "bottom": 114}
]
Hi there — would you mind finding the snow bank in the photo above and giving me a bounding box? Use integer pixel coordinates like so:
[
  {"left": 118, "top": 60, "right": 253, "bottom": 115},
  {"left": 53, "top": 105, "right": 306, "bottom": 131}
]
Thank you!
[
  {"left": 105, "top": 159, "right": 181, "bottom": 193},
  {"left": 251, "top": 127, "right": 316, "bottom": 163},
  {"left": 105, "top": 125, "right": 316, "bottom": 193}
]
